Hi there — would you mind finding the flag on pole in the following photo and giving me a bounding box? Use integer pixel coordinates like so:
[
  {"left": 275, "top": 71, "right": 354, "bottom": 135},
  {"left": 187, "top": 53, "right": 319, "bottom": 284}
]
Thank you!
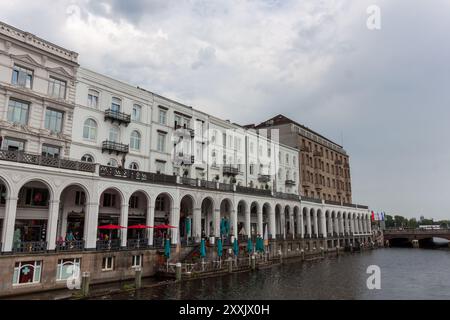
[
  {"left": 381, "top": 212, "right": 385, "bottom": 221},
  {"left": 371, "top": 211, "right": 375, "bottom": 221}
]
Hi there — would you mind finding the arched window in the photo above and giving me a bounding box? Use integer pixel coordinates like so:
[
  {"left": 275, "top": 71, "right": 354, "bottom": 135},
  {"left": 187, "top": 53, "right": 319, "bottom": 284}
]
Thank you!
[
  {"left": 81, "top": 154, "right": 94, "bottom": 163},
  {"left": 83, "top": 118, "right": 97, "bottom": 140},
  {"left": 107, "top": 159, "right": 118, "bottom": 167},
  {"left": 109, "top": 127, "right": 119, "bottom": 142},
  {"left": 129, "top": 162, "right": 139, "bottom": 171},
  {"left": 130, "top": 130, "right": 141, "bottom": 150}
]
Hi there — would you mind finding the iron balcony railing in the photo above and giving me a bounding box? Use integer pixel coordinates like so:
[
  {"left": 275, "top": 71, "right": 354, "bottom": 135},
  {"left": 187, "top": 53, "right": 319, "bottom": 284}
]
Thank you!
[
  {"left": 325, "top": 199, "right": 342, "bottom": 206},
  {"left": 56, "top": 240, "right": 84, "bottom": 252},
  {"left": 274, "top": 192, "right": 299, "bottom": 201},
  {"left": 102, "top": 140, "right": 129, "bottom": 154},
  {"left": 236, "top": 185, "right": 272, "bottom": 197},
  {"left": 0, "top": 150, "right": 96, "bottom": 173},
  {"left": 99, "top": 165, "right": 177, "bottom": 185},
  {"left": 96, "top": 239, "right": 121, "bottom": 251},
  {"left": 13, "top": 241, "right": 47, "bottom": 254},
  {"left": 222, "top": 165, "right": 239, "bottom": 176},
  {"left": 257, "top": 174, "right": 271, "bottom": 183},
  {"left": 126, "top": 238, "right": 149, "bottom": 249},
  {"left": 104, "top": 109, "right": 131, "bottom": 126},
  {"left": 301, "top": 196, "right": 322, "bottom": 204}
]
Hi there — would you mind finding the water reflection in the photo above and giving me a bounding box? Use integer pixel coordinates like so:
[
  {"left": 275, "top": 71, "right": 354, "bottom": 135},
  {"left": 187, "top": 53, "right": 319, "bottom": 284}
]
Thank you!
[{"left": 103, "top": 248, "right": 450, "bottom": 300}]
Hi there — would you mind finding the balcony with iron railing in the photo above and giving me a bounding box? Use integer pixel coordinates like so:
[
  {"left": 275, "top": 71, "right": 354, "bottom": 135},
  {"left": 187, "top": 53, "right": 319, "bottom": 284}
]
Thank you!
[
  {"left": 102, "top": 140, "right": 129, "bottom": 155},
  {"left": 237, "top": 185, "right": 272, "bottom": 197},
  {"left": 174, "top": 122, "right": 195, "bottom": 138},
  {"left": 99, "top": 165, "right": 177, "bottom": 185},
  {"left": 0, "top": 150, "right": 96, "bottom": 173},
  {"left": 13, "top": 241, "right": 47, "bottom": 254},
  {"left": 274, "top": 192, "right": 299, "bottom": 201},
  {"left": 258, "top": 174, "right": 271, "bottom": 183},
  {"left": 222, "top": 165, "right": 239, "bottom": 176},
  {"left": 175, "top": 152, "right": 195, "bottom": 165},
  {"left": 104, "top": 109, "right": 131, "bottom": 126}
]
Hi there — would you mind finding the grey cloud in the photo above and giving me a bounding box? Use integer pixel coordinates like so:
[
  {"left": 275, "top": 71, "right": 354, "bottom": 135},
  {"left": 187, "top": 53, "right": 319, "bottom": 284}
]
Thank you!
[{"left": 0, "top": 0, "right": 448, "bottom": 219}]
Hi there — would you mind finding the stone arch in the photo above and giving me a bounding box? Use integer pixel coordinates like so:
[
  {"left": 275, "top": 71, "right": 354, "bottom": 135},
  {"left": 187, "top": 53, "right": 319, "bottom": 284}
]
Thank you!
[
  {"left": 275, "top": 204, "right": 283, "bottom": 237},
  {"left": 201, "top": 197, "right": 215, "bottom": 237}
]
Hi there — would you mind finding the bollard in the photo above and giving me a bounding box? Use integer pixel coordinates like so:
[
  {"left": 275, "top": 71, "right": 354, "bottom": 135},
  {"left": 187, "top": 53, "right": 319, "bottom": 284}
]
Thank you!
[
  {"left": 228, "top": 257, "right": 233, "bottom": 273},
  {"left": 279, "top": 250, "right": 283, "bottom": 264},
  {"left": 301, "top": 249, "right": 305, "bottom": 261},
  {"left": 81, "top": 272, "right": 90, "bottom": 297},
  {"left": 175, "top": 263, "right": 182, "bottom": 282},
  {"left": 336, "top": 246, "right": 340, "bottom": 256},
  {"left": 320, "top": 247, "right": 324, "bottom": 257},
  {"left": 134, "top": 266, "right": 142, "bottom": 289},
  {"left": 350, "top": 243, "right": 353, "bottom": 253},
  {"left": 251, "top": 255, "right": 256, "bottom": 270}
]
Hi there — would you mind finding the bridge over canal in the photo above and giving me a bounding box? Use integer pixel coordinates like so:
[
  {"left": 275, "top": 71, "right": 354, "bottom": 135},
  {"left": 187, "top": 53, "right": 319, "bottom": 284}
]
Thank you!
[{"left": 384, "top": 229, "right": 450, "bottom": 247}]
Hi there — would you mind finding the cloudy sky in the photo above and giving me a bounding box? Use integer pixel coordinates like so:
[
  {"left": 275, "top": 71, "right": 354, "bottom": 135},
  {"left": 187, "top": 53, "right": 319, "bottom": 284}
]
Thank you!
[{"left": 1, "top": 0, "right": 449, "bottom": 220}]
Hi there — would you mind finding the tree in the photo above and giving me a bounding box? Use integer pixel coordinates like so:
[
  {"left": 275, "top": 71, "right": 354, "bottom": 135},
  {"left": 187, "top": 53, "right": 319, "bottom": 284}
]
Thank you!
[
  {"left": 408, "top": 218, "right": 418, "bottom": 229},
  {"left": 384, "top": 215, "right": 394, "bottom": 228}
]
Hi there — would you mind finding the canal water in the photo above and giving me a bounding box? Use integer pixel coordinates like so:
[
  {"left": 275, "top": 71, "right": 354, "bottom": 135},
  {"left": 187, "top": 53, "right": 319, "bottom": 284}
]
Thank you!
[{"left": 99, "top": 248, "right": 450, "bottom": 300}]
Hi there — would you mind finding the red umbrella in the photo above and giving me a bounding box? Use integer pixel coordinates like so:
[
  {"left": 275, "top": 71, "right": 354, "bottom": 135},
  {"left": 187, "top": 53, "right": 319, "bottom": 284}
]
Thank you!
[
  {"left": 98, "top": 224, "right": 126, "bottom": 230},
  {"left": 127, "top": 224, "right": 152, "bottom": 229},
  {"left": 154, "top": 224, "right": 177, "bottom": 229}
]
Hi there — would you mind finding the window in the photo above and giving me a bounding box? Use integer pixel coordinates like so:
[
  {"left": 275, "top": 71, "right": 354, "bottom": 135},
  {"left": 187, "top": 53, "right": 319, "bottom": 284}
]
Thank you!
[
  {"left": 129, "top": 162, "right": 139, "bottom": 171},
  {"left": 130, "top": 131, "right": 141, "bottom": 150},
  {"left": 249, "top": 164, "right": 255, "bottom": 175},
  {"left": 83, "top": 118, "right": 97, "bottom": 140},
  {"left": 129, "top": 195, "right": 139, "bottom": 209},
  {"left": 45, "top": 108, "right": 64, "bottom": 133},
  {"left": 88, "top": 90, "right": 99, "bottom": 108},
  {"left": 103, "top": 193, "right": 116, "bottom": 207},
  {"left": 286, "top": 154, "right": 289, "bottom": 164},
  {"left": 75, "top": 191, "right": 86, "bottom": 206},
  {"left": 174, "top": 115, "right": 182, "bottom": 127},
  {"left": 132, "top": 255, "right": 143, "bottom": 268},
  {"left": 2, "top": 137, "right": 25, "bottom": 151},
  {"left": 109, "top": 127, "right": 119, "bottom": 142},
  {"left": 102, "top": 257, "right": 114, "bottom": 271},
  {"left": 157, "top": 133, "right": 166, "bottom": 152},
  {"left": 81, "top": 154, "right": 94, "bottom": 163},
  {"left": 42, "top": 144, "right": 60, "bottom": 158},
  {"left": 7, "top": 99, "right": 29, "bottom": 125},
  {"left": 56, "top": 258, "right": 80, "bottom": 281},
  {"left": 48, "top": 77, "right": 66, "bottom": 99},
  {"left": 107, "top": 159, "right": 118, "bottom": 167},
  {"left": 158, "top": 109, "right": 167, "bottom": 125},
  {"left": 132, "top": 104, "right": 141, "bottom": 121},
  {"left": 111, "top": 97, "right": 121, "bottom": 112},
  {"left": 155, "top": 161, "right": 165, "bottom": 174},
  {"left": 249, "top": 142, "right": 254, "bottom": 154},
  {"left": 13, "top": 261, "right": 42, "bottom": 285},
  {"left": 12, "top": 65, "right": 33, "bottom": 88}
]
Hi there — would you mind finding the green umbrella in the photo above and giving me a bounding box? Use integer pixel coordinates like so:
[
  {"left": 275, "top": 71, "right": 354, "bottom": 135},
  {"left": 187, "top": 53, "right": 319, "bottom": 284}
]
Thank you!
[
  {"left": 186, "top": 218, "right": 191, "bottom": 237},
  {"left": 217, "top": 238, "right": 223, "bottom": 257},
  {"left": 200, "top": 239, "right": 206, "bottom": 258},
  {"left": 233, "top": 238, "right": 239, "bottom": 256},
  {"left": 164, "top": 239, "right": 171, "bottom": 258},
  {"left": 247, "top": 238, "right": 253, "bottom": 254},
  {"left": 257, "top": 237, "right": 264, "bottom": 253}
]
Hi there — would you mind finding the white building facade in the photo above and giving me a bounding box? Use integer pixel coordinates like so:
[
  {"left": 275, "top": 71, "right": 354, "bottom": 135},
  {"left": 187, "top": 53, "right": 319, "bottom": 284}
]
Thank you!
[{"left": 0, "top": 21, "right": 372, "bottom": 295}]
